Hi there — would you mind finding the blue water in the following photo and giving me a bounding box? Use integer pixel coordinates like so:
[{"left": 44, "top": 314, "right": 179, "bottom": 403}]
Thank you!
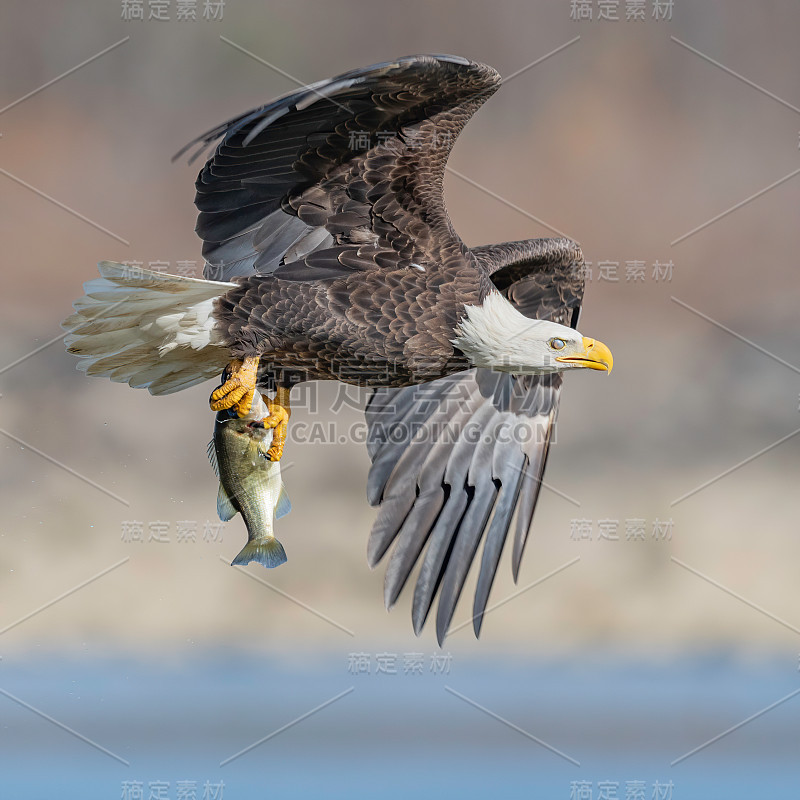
[{"left": 1, "top": 654, "right": 797, "bottom": 798}]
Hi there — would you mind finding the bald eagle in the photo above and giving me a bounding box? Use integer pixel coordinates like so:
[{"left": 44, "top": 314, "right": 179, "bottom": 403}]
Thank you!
[{"left": 63, "top": 55, "right": 612, "bottom": 643}]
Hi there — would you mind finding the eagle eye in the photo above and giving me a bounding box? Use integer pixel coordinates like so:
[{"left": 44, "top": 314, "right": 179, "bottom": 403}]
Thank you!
[{"left": 549, "top": 337, "right": 567, "bottom": 351}]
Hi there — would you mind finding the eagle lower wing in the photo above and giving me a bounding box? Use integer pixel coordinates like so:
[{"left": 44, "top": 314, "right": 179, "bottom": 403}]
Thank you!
[
  {"left": 176, "top": 54, "right": 500, "bottom": 288},
  {"left": 365, "top": 239, "right": 585, "bottom": 643}
]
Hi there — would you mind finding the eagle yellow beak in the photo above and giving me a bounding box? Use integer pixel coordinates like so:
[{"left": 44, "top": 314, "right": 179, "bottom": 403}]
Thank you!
[{"left": 555, "top": 337, "right": 613, "bottom": 373}]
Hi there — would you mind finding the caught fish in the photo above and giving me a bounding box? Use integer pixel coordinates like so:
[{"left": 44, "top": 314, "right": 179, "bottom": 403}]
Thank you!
[{"left": 208, "top": 390, "right": 291, "bottom": 568}]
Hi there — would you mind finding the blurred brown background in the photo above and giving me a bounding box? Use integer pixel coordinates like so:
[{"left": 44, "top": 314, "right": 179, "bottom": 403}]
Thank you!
[{"left": 1, "top": 0, "right": 799, "bottom": 661}]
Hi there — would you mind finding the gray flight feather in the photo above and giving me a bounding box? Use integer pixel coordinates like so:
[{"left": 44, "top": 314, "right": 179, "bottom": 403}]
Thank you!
[{"left": 365, "top": 238, "right": 585, "bottom": 643}]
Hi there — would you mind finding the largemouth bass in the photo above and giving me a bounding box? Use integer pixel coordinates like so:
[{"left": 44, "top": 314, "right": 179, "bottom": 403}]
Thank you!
[{"left": 208, "top": 390, "right": 291, "bottom": 568}]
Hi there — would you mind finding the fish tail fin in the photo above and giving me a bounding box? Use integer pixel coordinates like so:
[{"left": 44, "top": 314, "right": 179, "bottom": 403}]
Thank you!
[
  {"left": 231, "top": 538, "right": 287, "bottom": 569},
  {"left": 62, "top": 262, "right": 237, "bottom": 395}
]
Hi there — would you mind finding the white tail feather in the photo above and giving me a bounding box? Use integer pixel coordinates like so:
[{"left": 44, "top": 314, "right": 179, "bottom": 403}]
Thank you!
[{"left": 63, "top": 262, "right": 237, "bottom": 395}]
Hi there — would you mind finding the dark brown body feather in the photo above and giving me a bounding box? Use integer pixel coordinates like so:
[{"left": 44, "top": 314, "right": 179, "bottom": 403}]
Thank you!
[{"left": 217, "top": 267, "right": 477, "bottom": 387}]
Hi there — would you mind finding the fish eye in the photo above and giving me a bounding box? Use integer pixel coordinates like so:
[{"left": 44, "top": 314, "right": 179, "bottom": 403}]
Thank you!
[{"left": 549, "top": 338, "right": 566, "bottom": 351}]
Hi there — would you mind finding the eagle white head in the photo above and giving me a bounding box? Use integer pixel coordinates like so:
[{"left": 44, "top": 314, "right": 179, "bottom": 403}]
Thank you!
[{"left": 452, "top": 290, "right": 613, "bottom": 375}]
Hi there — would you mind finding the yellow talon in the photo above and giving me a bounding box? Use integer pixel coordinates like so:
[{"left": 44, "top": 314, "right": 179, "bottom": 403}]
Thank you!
[
  {"left": 210, "top": 356, "right": 260, "bottom": 417},
  {"left": 260, "top": 386, "right": 291, "bottom": 462}
]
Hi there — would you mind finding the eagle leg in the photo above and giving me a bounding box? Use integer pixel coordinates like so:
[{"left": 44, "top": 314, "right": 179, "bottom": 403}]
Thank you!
[
  {"left": 209, "top": 356, "right": 260, "bottom": 417},
  {"left": 260, "top": 386, "right": 291, "bottom": 462}
]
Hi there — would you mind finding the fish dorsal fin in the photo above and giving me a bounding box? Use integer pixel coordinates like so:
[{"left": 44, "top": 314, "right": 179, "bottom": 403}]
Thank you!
[
  {"left": 217, "top": 483, "right": 238, "bottom": 522},
  {"left": 207, "top": 439, "right": 219, "bottom": 478},
  {"left": 275, "top": 484, "right": 292, "bottom": 519}
]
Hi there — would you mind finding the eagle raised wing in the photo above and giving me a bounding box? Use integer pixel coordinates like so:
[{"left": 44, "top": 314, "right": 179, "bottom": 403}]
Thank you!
[
  {"left": 176, "top": 54, "right": 500, "bottom": 289},
  {"left": 365, "top": 239, "right": 585, "bottom": 643}
]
